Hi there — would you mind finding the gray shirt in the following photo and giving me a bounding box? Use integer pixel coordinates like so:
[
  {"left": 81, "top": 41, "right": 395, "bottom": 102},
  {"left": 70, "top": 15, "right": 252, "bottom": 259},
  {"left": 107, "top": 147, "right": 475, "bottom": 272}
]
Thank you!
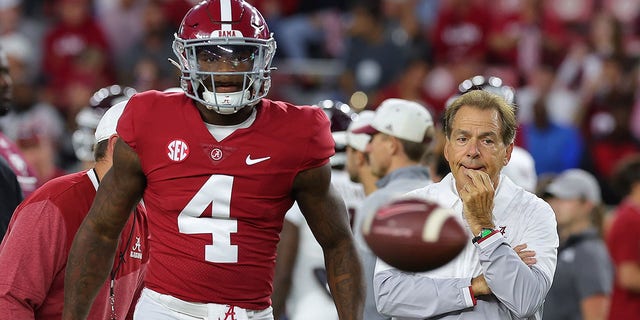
[
  {"left": 353, "top": 165, "right": 432, "bottom": 320},
  {"left": 543, "top": 228, "right": 613, "bottom": 320}
]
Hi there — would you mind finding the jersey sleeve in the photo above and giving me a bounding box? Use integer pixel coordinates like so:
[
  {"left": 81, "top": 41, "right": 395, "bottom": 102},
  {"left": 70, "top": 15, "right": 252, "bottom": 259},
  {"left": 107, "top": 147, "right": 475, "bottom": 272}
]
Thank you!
[
  {"left": 0, "top": 200, "right": 68, "bottom": 318},
  {"left": 297, "top": 106, "right": 334, "bottom": 171},
  {"left": 117, "top": 94, "right": 142, "bottom": 151}
]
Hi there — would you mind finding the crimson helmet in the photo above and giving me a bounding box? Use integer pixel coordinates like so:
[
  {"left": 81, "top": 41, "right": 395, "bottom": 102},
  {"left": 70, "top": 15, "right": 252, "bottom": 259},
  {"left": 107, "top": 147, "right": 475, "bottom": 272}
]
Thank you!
[
  {"left": 445, "top": 75, "right": 516, "bottom": 109},
  {"left": 172, "top": 0, "right": 277, "bottom": 114},
  {"left": 316, "top": 100, "right": 357, "bottom": 168},
  {"left": 72, "top": 85, "right": 136, "bottom": 162}
]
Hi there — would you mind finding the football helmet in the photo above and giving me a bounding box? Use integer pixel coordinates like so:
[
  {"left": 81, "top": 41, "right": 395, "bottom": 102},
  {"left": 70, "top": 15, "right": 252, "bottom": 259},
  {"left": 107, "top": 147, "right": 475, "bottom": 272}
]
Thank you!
[
  {"left": 172, "top": 0, "right": 277, "bottom": 114},
  {"left": 72, "top": 85, "right": 136, "bottom": 162},
  {"left": 446, "top": 75, "right": 516, "bottom": 109},
  {"left": 316, "top": 100, "right": 358, "bottom": 168}
]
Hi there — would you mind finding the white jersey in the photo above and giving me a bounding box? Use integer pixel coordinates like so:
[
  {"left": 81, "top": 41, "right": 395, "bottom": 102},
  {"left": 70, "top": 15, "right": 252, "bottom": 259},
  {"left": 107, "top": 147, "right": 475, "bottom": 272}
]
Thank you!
[{"left": 284, "top": 169, "right": 365, "bottom": 320}]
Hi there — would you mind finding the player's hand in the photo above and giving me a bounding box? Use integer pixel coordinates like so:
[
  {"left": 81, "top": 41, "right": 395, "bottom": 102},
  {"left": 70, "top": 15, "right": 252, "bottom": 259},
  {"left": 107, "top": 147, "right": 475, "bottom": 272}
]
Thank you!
[
  {"left": 459, "top": 169, "right": 495, "bottom": 235},
  {"left": 514, "top": 243, "right": 537, "bottom": 266},
  {"left": 471, "top": 274, "right": 492, "bottom": 296}
]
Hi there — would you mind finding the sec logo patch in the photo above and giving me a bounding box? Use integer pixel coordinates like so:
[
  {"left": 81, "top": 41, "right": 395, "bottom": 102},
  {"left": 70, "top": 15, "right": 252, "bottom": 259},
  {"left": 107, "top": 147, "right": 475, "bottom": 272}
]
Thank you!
[{"left": 167, "top": 140, "right": 189, "bottom": 162}]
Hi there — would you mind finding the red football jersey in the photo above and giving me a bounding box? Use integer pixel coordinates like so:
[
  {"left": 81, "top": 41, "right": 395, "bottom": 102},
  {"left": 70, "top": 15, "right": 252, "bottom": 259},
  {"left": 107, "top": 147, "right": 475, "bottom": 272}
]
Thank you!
[
  {"left": 117, "top": 91, "right": 334, "bottom": 309},
  {"left": 0, "top": 170, "right": 148, "bottom": 319}
]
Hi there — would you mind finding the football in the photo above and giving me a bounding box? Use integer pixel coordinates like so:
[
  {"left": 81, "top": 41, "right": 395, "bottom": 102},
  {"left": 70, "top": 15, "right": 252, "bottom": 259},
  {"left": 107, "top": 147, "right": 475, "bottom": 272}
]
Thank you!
[{"left": 362, "top": 197, "right": 467, "bottom": 272}]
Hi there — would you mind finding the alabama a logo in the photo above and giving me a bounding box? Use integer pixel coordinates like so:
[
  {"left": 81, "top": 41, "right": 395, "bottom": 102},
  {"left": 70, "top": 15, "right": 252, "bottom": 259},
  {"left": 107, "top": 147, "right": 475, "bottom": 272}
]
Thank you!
[{"left": 130, "top": 236, "right": 143, "bottom": 260}]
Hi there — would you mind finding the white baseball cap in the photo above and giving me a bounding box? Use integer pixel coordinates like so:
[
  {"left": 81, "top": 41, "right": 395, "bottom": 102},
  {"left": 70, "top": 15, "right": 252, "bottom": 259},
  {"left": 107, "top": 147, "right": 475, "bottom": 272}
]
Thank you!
[
  {"left": 352, "top": 98, "right": 434, "bottom": 143},
  {"left": 94, "top": 100, "right": 128, "bottom": 143},
  {"left": 502, "top": 146, "right": 537, "bottom": 192},
  {"left": 545, "top": 169, "right": 602, "bottom": 203},
  {"left": 346, "top": 110, "right": 375, "bottom": 152}
]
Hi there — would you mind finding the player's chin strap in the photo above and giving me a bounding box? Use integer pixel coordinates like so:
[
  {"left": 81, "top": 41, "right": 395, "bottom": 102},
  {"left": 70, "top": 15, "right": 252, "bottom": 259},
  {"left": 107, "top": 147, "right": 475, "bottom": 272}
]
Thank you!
[{"left": 199, "top": 79, "right": 252, "bottom": 114}]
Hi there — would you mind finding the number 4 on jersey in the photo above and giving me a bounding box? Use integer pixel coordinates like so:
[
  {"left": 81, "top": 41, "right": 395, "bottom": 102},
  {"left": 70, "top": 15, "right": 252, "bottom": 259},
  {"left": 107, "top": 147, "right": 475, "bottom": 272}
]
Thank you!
[{"left": 178, "top": 174, "right": 238, "bottom": 263}]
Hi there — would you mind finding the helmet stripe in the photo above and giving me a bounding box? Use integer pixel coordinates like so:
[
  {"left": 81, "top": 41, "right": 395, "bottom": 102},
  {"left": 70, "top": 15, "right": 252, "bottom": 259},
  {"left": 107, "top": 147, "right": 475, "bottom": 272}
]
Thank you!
[{"left": 220, "top": 0, "right": 232, "bottom": 31}]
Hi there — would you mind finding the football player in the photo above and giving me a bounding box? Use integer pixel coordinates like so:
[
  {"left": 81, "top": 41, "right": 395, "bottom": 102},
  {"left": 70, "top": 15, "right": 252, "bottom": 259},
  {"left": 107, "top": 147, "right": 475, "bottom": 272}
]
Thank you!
[
  {"left": 62, "top": 1, "right": 364, "bottom": 320},
  {"left": 272, "top": 101, "right": 369, "bottom": 320},
  {"left": 0, "top": 46, "right": 39, "bottom": 238}
]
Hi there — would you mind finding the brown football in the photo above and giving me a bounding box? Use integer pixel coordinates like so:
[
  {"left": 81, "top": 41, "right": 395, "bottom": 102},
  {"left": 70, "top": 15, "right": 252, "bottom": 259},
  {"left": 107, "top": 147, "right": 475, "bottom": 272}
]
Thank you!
[{"left": 362, "top": 197, "right": 467, "bottom": 272}]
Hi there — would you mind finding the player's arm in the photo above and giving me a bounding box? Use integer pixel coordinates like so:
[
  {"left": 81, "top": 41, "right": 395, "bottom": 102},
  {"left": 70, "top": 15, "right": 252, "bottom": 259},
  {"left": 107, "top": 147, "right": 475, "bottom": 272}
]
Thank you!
[
  {"left": 616, "top": 261, "right": 640, "bottom": 292},
  {"left": 477, "top": 207, "right": 558, "bottom": 317},
  {"left": 63, "top": 139, "right": 146, "bottom": 320},
  {"left": 293, "top": 163, "right": 364, "bottom": 320},
  {"left": 581, "top": 294, "right": 610, "bottom": 320},
  {"left": 271, "top": 217, "right": 300, "bottom": 319}
]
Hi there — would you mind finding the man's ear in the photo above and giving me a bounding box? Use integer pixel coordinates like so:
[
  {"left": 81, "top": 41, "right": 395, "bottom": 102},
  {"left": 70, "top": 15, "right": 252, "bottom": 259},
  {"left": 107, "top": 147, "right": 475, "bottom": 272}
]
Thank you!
[
  {"left": 107, "top": 135, "right": 119, "bottom": 153},
  {"left": 503, "top": 143, "right": 514, "bottom": 166},
  {"left": 357, "top": 151, "right": 368, "bottom": 167},
  {"left": 443, "top": 138, "right": 450, "bottom": 162}
]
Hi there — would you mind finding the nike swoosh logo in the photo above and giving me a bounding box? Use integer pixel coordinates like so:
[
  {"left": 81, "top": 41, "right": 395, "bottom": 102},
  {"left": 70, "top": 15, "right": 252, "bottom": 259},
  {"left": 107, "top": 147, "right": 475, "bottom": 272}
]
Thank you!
[{"left": 246, "top": 155, "right": 271, "bottom": 165}]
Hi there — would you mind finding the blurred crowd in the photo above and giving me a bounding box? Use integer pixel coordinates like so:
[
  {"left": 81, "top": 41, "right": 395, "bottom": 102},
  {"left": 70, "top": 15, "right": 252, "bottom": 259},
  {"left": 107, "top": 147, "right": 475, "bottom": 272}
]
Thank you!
[{"left": 1, "top": 0, "right": 640, "bottom": 207}]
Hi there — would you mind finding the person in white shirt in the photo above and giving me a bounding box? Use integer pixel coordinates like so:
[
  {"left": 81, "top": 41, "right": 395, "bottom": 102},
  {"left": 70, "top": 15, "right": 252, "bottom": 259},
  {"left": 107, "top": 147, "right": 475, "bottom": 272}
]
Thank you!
[
  {"left": 373, "top": 89, "right": 558, "bottom": 319},
  {"left": 272, "top": 101, "right": 372, "bottom": 320}
]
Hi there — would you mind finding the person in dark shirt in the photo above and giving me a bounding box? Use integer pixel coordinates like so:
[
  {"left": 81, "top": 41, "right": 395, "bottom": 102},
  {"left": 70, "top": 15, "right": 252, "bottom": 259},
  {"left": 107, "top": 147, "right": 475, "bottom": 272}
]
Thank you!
[{"left": 0, "top": 156, "right": 21, "bottom": 239}]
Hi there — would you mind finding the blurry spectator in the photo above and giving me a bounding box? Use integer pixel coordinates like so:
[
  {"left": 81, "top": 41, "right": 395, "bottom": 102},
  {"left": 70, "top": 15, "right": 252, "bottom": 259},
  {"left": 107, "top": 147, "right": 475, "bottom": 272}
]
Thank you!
[
  {"left": 71, "top": 85, "right": 136, "bottom": 172},
  {"left": 424, "top": 150, "right": 449, "bottom": 184},
  {"left": 159, "top": 0, "right": 195, "bottom": 29},
  {"left": 606, "top": 154, "right": 640, "bottom": 319},
  {"left": 584, "top": 90, "right": 640, "bottom": 205},
  {"left": 119, "top": 0, "right": 176, "bottom": 90},
  {"left": 502, "top": 145, "right": 537, "bottom": 193},
  {"left": 351, "top": 99, "right": 434, "bottom": 320},
  {"left": 373, "top": 53, "right": 435, "bottom": 115},
  {"left": 578, "top": 55, "right": 635, "bottom": 136},
  {"left": 271, "top": 0, "right": 346, "bottom": 61},
  {"left": 344, "top": 110, "right": 378, "bottom": 196},
  {"left": 272, "top": 101, "right": 366, "bottom": 320},
  {"left": 555, "top": 12, "right": 625, "bottom": 96},
  {"left": 430, "top": 0, "right": 489, "bottom": 65},
  {"left": 633, "top": 65, "right": 640, "bottom": 141},
  {"left": 338, "top": 0, "right": 412, "bottom": 108},
  {"left": 517, "top": 64, "right": 581, "bottom": 127},
  {"left": 522, "top": 95, "right": 584, "bottom": 175},
  {"left": 0, "top": 0, "right": 45, "bottom": 82},
  {"left": 512, "top": 0, "right": 568, "bottom": 82},
  {"left": 543, "top": 169, "right": 613, "bottom": 320},
  {"left": 2, "top": 44, "right": 67, "bottom": 185},
  {"left": 41, "top": 0, "right": 114, "bottom": 113},
  {"left": 15, "top": 120, "right": 66, "bottom": 185},
  {"left": 0, "top": 45, "right": 32, "bottom": 238},
  {"left": 383, "top": 0, "right": 433, "bottom": 64},
  {"left": 96, "top": 0, "right": 147, "bottom": 67},
  {"left": 414, "top": 0, "right": 440, "bottom": 31},
  {"left": 0, "top": 156, "right": 21, "bottom": 239},
  {"left": 0, "top": 46, "right": 39, "bottom": 197}
]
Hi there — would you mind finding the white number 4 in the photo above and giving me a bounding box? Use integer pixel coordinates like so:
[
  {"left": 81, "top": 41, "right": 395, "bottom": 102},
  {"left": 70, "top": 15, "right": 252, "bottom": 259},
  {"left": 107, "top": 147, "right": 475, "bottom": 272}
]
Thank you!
[{"left": 178, "top": 175, "right": 238, "bottom": 263}]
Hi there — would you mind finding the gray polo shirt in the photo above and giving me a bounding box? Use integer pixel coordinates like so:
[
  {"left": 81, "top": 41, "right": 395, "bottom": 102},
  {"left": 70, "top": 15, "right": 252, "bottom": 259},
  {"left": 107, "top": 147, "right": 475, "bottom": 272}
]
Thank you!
[
  {"left": 353, "top": 165, "right": 432, "bottom": 320},
  {"left": 543, "top": 228, "right": 613, "bottom": 320}
]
